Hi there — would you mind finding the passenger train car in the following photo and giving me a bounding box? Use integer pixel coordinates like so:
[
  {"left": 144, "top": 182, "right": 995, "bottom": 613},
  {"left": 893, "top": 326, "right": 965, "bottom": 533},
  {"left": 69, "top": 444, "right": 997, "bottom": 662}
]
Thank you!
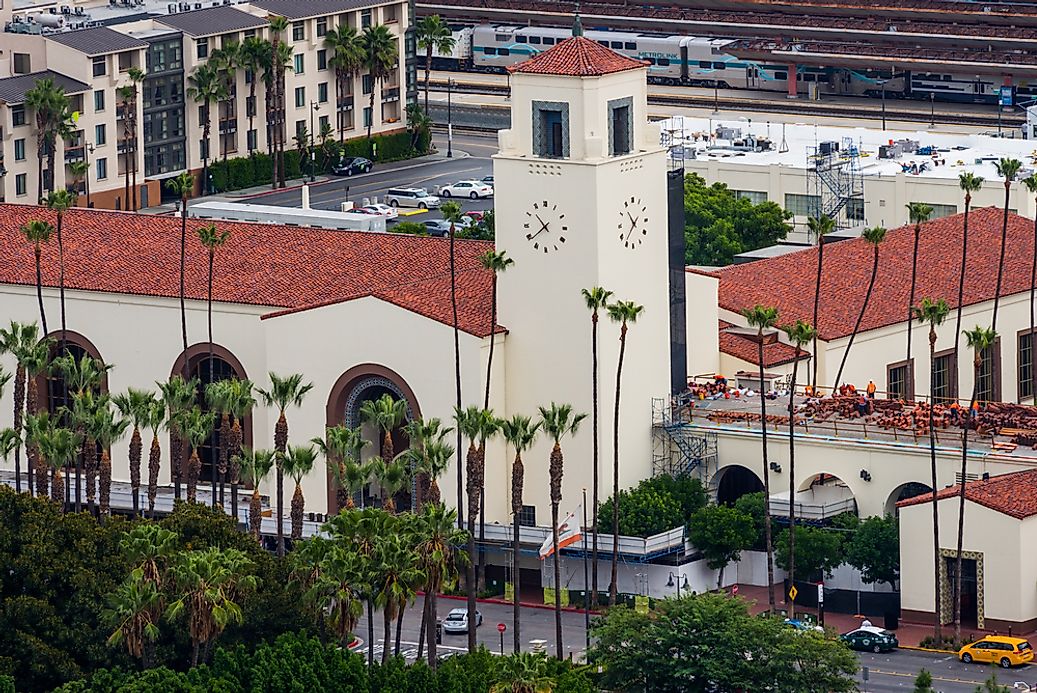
[{"left": 432, "top": 24, "right": 1035, "bottom": 105}]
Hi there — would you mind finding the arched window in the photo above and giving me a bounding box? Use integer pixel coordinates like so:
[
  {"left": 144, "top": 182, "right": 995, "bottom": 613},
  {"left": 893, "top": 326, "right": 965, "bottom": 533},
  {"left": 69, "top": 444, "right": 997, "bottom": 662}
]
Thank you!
[
  {"left": 41, "top": 332, "right": 108, "bottom": 422},
  {"left": 190, "top": 354, "right": 237, "bottom": 484}
]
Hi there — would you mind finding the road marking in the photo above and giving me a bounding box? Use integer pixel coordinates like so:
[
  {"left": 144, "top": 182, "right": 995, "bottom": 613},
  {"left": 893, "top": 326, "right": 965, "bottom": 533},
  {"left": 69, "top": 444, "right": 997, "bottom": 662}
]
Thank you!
[{"left": 864, "top": 667, "right": 985, "bottom": 685}]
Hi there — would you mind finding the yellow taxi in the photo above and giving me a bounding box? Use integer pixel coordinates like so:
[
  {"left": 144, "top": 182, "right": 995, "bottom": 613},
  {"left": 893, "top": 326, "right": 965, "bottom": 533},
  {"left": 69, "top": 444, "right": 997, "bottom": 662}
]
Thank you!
[{"left": 958, "top": 636, "right": 1034, "bottom": 668}]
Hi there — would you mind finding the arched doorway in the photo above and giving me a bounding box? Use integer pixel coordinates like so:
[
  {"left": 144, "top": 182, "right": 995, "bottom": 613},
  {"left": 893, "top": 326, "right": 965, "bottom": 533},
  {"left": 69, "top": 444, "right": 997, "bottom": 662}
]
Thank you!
[
  {"left": 798, "top": 473, "right": 859, "bottom": 518},
  {"left": 886, "top": 481, "right": 932, "bottom": 517},
  {"left": 326, "top": 364, "right": 422, "bottom": 512},
  {"left": 170, "top": 344, "right": 251, "bottom": 487},
  {"left": 714, "top": 464, "right": 764, "bottom": 506}
]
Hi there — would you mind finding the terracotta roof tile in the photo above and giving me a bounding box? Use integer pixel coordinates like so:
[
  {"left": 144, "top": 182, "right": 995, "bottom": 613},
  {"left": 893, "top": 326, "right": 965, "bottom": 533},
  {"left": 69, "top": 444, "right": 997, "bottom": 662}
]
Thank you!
[
  {"left": 716, "top": 208, "right": 1036, "bottom": 341},
  {"left": 0, "top": 205, "right": 498, "bottom": 337},
  {"left": 718, "top": 320, "right": 806, "bottom": 368},
  {"left": 507, "top": 36, "right": 647, "bottom": 77},
  {"left": 897, "top": 468, "right": 1037, "bottom": 519}
]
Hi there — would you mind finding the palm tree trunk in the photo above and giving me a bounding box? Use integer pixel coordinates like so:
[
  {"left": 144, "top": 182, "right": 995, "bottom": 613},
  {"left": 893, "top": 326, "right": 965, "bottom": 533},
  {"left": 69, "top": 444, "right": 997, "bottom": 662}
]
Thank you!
[
  {"left": 13, "top": 368, "right": 24, "bottom": 494},
  {"left": 833, "top": 246, "right": 879, "bottom": 389},
  {"left": 202, "top": 105, "right": 211, "bottom": 196},
  {"left": 382, "top": 603, "right": 392, "bottom": 664},
  {"left": 930, "top": 335, "right": 942, "bottom": 640},
  {"left": 1029, "top": 207, "right": 1037, "bottom": 403},
  {"left": 148, "top": 434, "right": 160, "bottom": 518},
  {"left": 250, "top": 488, "right": 262, "bottom": 540},
  {"left": 425, "top": 580, "right": 438, "bottom": 666},
  {"left": 275, "top": 410, "right": 287, "bottom": 557},
  {"left": 954, "top": 361, "right": 981, "bottom": 639},
  {"left": 479, "top": 276, "right": 499, "bottom": 593},
  {"left": 759, "top": 333, "right": 776, "bottom": 612},
  {"left": 417, "top": 591, "right": 428, "bottom": 660},
  {"left": 552, "top": 500, "right": 563, "bottom": 659},
  {"left": 394, "top": 602, "right": 406, "bottom": 656},
  {"left": 992, "top": 182, "right": 1012, "bottom": 335},
  {"left": 171, "top": 434, "right": 183, "bottom": 503},
  {"left": 208, "top": 250, "right": 216, "bottom": 508},
  {"left": 906, "top": 225, "right": 921, "bottom": 371},
  {"left": 953, "top": 195, "right": 971, "bottom": 381},
  {"left": 367, "top": 83, "right": 375, "bottom": 142},
  {"left": 34, "top": 247, "right": 48, "bottom": 336},
  {"left": 512, "top": 487, "right": 522, "bottom": 653},
  {"left": 450, "top": 226, "right": 463, "bottom": 528},
  {"left": 424, "top": 50, "right": 432, "bottom": 115},
  {"left": 129, "top": 425, "right": 142, "bottom": 517},
  {"left": 466, "top": 443, "right": 478, "bottom": 654},
  {"left": 367, "top": 598, "right": 375, "bottom": 667},
  {"left": 811, "top": 240, "right": 825, "bottom": 390},
  {"left": 590, "top": 311, "right": 600, "bottom": 606},
  {"left": 187, "top": 449, "right": 199, "bottom": 501},
  {"left": 609, "top": 323, "right": 628, "bottom": 607},
  {"left": 99, "top": 449, "right": 112, "bottom": 518},
  {"left": 291, "top": 483, "right": 304, "bottom": 540},
  {"left": 787, "top": 348, "right": 800, "bottom": 619}
]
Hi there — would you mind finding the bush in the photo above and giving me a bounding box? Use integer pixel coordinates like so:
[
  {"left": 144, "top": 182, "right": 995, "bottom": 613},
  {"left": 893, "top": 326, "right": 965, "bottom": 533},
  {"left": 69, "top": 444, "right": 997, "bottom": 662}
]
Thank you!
[
  {"left": 599, "top": 474, "right": 708, "bottom": 538},
  {"left": 918, "top": 634, "right": 972, "bottom": 652},
  {"left": 391, "top": 221, "right": 429, "bottom": 236}
]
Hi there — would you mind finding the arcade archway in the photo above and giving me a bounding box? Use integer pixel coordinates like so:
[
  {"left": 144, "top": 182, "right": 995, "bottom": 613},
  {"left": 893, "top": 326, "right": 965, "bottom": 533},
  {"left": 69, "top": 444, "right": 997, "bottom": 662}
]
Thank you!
[
  {"left": 714, "top": 464, "right": 764, "bottom": 506},
  {"left": 886, "top": 481, "right": 932, "bottom": 517}
]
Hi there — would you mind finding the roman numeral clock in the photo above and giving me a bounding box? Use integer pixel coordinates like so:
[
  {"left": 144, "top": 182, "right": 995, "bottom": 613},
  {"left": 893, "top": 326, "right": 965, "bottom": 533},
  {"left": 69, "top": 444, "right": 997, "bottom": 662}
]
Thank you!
[{"left": 523, "top": 200, "right": 568, "bottom": 254}]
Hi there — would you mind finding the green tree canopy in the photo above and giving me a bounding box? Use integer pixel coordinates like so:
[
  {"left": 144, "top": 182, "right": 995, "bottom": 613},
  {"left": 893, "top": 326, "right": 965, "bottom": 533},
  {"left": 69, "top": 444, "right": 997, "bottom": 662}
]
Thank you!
[
  {"left": 683, "top": 172, "right": 791, "bottom": 266},
  {"left": 687, "top": 504, "right": 757, "bottom": 588},
  {"left": 844, "top": 514, "right": 900, "bottom": 588},
  {"left": 775, "top": 525, "right": 845, "bottom": 581}
]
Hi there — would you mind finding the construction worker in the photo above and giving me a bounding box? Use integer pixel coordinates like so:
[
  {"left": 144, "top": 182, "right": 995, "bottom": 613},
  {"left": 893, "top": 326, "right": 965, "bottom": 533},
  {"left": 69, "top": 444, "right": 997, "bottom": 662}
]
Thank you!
[{"left": 866, "top": 380, "right": 877, "bottom": 399}]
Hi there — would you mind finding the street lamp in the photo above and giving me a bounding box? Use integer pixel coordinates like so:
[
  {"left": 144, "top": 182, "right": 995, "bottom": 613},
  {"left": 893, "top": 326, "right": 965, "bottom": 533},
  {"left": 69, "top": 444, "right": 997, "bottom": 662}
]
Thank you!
[
  {"left": 930, "top": 91, "right": 935, "bottom": 129},
  {"left": 447, "top": 78, "right": 454, "bottom": 158},
  {"left": 309, "top": 100, "right": 320, "bottom": 182},
  {"left": 666, "top": 571, "right": 689, "bottom": 598},
  {"left": 85, "top": 143, "right": 95, "bottom": 208},
  {"left": 878, "top": 79, "right": 887, "bottom": 131}
]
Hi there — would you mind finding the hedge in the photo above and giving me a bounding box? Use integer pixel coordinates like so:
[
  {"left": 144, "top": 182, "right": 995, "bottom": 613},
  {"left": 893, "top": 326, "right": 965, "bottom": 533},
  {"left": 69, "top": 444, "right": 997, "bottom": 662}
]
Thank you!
[{"left": 208, "top": 128, "right": 432, "bottom": 193}]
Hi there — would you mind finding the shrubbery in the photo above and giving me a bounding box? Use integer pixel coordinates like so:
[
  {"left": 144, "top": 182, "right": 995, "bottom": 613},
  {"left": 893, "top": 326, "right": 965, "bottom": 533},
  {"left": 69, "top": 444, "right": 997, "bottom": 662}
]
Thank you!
[{"left": 598, "top": 474, "right": 708, "bottom": 537}]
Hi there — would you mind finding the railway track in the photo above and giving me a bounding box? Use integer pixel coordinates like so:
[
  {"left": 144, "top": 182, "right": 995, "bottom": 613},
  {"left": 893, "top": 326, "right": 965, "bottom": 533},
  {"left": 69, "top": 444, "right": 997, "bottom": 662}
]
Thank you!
[{"left": 429, "top": 78, "right": 1026, "bottom": 128}]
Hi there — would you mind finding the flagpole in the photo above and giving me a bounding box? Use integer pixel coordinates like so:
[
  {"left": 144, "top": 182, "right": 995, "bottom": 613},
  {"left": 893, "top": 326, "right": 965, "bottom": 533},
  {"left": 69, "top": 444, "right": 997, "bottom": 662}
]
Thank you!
[{"left": 582, "top": 487, "right": 590, "bottom": 652}]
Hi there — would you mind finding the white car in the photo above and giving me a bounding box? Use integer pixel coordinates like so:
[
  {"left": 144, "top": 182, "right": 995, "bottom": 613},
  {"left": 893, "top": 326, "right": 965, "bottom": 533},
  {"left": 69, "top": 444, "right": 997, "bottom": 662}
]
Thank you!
[
  {"left": 361, "top": 203, "right": 398, "bottom": 220},
  {"left": 438, "top": 180, "right": 494, "bottom": 199},
  {"left": 442, "top": 607, "right": 482, "bottom": 634}
]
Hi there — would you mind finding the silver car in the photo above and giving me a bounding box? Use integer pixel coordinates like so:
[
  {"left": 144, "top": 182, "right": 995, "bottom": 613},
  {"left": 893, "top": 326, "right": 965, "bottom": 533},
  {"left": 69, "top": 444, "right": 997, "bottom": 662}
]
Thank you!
[
  {"left": 385, "top": 187, "right": 441, "bottom": 209},
  {"left": 442, "top": 607, "right": 482, "bottom": 634}
]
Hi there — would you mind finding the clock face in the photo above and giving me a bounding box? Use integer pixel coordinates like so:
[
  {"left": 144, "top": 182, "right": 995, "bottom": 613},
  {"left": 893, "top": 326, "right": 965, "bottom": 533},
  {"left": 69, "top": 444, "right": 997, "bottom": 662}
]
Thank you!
[
  {"left": 618, "top": 196, "right": 649, "bottom": 249},
  {"left": 523, "top": 200, "right": 568, "bottom": 254}
]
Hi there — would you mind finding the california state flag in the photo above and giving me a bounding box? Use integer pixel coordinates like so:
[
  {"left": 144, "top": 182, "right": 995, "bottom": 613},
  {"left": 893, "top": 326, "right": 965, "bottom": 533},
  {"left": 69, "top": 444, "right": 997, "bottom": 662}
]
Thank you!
[{"left": 539, "top": 506, "right": 582, "bottom": 560}]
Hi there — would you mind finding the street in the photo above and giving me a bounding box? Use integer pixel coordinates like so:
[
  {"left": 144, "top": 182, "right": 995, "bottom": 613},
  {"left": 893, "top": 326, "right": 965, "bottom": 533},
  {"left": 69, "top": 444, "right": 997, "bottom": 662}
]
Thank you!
[
  {"left": 243, "top": 133, "right": 498, "bottom": 218},
  {"left": 353, "top": 600, "right": 1032, "bottom": 691}
]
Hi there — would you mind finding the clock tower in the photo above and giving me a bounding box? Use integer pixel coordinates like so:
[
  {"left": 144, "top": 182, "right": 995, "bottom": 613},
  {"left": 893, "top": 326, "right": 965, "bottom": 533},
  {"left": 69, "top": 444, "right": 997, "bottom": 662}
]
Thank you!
[{"left": 493, "top": 31, "right": 672, "bottom": 523}]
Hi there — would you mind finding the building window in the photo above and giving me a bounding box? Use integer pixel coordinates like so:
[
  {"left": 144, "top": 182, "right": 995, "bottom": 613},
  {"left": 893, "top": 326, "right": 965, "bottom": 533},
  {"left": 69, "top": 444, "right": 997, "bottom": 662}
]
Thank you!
[
  {"left": 200, "top": 139, "right": 209, "bottom": 160},
  {"left": 734, "top": 190, "right": 767, "bottom": 204},
  {"left": 292, "top": 21, "right": 305, "bottom": 41},
  {"left": 15, "top": 174, "right": 27, "bottom": 197},
  {"left": 246, "top": 95, "right": 256, "bottom": 117},
  {"left": 196, "top": 38, "right": 208, "bottom": 59},
  {"left": 933, "top": 348, "right": 957, "bottom": 403},
  {"left": 532, "top": 100, "right": 569, "bottom": 159},
  {"left": 1020, "top": 330, "right": 1037, "bottom": 401},
  {"left": 363, "top": 106, "right": 372, "bottom": 128},
  {"left": 913, "top": 201, "right": 957, "bottom": 219},
  {"left": 977, "top": 339, "right": 1001, "bottom": 402},
  {"left": 319, "top": 114, "right": 329, "bottom": 131},
  {"left": 295, "top": 120, "right": 306, "bottom": 138},
  {"left": 96, "top": 158, "right": 108, "bottom": 180},
  {"left": 846, "top": 197, "right": 865, "bottom": 221},
  {"left": 784, "top": 193, "right": 821, "bottom": 217},
  {"left": 362, "top": 74, "right": 374, "bottom": 95},
  {"left": 318, "top": 82, "right": 328, "bottom": 103},
  {"left": 14, "top": 139, "right": 26, "bottom": 162},
  {"left": 13, "top": 53, "right": 31, "bottom": 74},
  {"left": 608, "top": 96, "right": 632, "bottom": 156},
  {"left": 247, "top": 128, "right": 257, "bottom": 152},
  {"left": 887, "top": 359, "right": 914, "bottom": 400},
  {"left": 316, "top": 17, "right": 328, "bottom": 37},
  {"left": 317, "top": 49, "right": 328, "bottom": 71},
  {"left": 295, "top": 86, "right": 305, "bottom": 108},
  {"left": 12, "top": 105, "right": 26, "bottom": 127},
  {"left": 517, "top": 504, "right": 536, "bottom": 527},
  {"left": 384, "top": 4, "right": 398, "bottom": 22},
  {"left": 293, "top": 53, "right": 304, "bottom": 74},
  {"left": 117, "top": 52, "right": 132, "bottom": 72},
  {"left": 92, "top": 56, "right": 107, "bottom": 77},
  {"left": 95, "top": 124, "right": 106, "bottom": 146},
  {"left": 361, "top": 9, "right": 372, "bottom": 28},
  {"left": 94, "top": 89, "right": 105, "bottom": 112}
]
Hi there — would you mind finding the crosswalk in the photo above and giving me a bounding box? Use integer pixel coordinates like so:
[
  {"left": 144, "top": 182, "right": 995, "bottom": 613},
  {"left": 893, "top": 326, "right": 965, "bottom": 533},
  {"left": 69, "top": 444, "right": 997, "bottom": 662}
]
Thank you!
[{"left": 349, "top": 639, "right": 474, "bottom": 662}]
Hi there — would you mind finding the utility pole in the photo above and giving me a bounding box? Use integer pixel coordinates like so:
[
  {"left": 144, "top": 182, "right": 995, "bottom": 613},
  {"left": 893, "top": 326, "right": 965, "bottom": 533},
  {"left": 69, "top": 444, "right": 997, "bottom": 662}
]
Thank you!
[
  {"left": 309, "top": 101, "right": 319, "bottom": 182},
  {"left": 447, "top": 78, "right": 454, "bottom": 158},
  {"left": 582, "top": 488, "right": 590, "bottom": 652}
]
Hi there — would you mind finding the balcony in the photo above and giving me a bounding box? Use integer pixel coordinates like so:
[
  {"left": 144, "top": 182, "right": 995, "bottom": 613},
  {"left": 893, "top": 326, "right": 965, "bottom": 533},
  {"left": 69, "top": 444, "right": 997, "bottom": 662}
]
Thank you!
[
  {"left": 219, "top": 118, "right": 238, "bottom": 135},
  {"left": 382, "top": 86, "right": 400, "bottom": 103},
  {"left": 337, "top": 95, "right": 354, "bottom": 111},
  {"left": 64, "top": 145, "right": 85, "bottom": 163}
]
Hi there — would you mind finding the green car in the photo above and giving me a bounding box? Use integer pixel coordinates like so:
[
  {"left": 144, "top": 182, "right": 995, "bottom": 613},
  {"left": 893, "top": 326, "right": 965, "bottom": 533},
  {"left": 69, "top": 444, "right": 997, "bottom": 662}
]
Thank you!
[{"left": 840, "top": 626, "right": 899, "bottom": 653}]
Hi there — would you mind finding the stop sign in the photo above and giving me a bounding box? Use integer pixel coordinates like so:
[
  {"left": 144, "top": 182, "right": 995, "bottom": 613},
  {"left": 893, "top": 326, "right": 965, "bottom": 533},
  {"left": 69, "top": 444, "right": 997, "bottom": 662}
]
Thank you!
[{"left": 497, "top": 623, "right": 507, "bottom": 633}]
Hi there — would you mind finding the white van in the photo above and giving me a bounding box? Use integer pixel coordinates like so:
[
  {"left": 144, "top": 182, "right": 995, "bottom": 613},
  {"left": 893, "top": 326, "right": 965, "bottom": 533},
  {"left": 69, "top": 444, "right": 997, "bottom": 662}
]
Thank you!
[{"left": 385, "top": 187, "right": 441, "bottom": 209}]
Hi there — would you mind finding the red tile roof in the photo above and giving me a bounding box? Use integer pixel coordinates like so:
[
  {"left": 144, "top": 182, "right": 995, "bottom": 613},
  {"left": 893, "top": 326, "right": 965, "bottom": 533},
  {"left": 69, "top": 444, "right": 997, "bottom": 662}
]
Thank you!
[
  {"left": 0, "top": 205, "right": 499, "bottom": 337},
  {"left": 718, "top": 320, "right": 806, "bottom": 368},
  {"left": 507, "top": 36, "right": 648, "bottom": 77},
  {"left": 715, "top": 208, "right": 1037, "bottom": 342},
  {"left": 897, "top": 469, "right": 1037, "bottom": 520}
]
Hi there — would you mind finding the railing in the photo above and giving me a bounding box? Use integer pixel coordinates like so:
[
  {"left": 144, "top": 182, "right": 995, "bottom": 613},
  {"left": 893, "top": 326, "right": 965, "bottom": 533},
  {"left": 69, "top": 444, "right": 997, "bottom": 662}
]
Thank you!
[
  {"left": 477, "top": 523, "right": 687, "bottom": 560},
  {"left": 219, "top": 118, "right": 237, "bottom": 134},
  {"left": 337, "top": 96, "right": 354, "bottom": 111},
  {"left": 64, "top": 145, "right": 85, "bottom": 163},
  {"left": 382, "top": 87, "right": 400, "bottom": 102}
]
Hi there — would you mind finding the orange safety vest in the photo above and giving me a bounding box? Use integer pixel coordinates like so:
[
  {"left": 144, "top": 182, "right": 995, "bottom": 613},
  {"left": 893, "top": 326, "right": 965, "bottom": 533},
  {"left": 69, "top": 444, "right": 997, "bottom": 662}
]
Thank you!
[{"left": 866, "top": 382, "right": 876, "bottom": 395}]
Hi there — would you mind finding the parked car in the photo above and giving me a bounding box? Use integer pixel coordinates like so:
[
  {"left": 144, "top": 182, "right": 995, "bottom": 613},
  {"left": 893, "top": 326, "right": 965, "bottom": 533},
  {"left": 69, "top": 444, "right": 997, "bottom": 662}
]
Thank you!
[
  {"left": 463, "top": 210, "right": 486, "bottom": 222},
  {"left": 442, "top": 607, "right": 482, "bottom": 634},
  {"left": 959, "top": 636, "right": 1034, "bottom": 668},
  {"left": 784, "top": 618, "right": 823, "bottom": 633},
  {"left": 423, "top": 220, "right": 453, "bottom": 237},
  {"left": 439, "top": 180, "right": 494, "bottom": 199},
  {"left": 331, "top": 156, "right": 373, "bottom": 176},
  {"left": 345, "top": 206, "right": 378, "bottom": 215},
  {"left": 361, "top": 203, "right": 398, "bottom": 219},
  {"left": 840, "top": 626, "right": 898, "bottom": 653},
  {"left": 481, "top": 175, "right": 494, "bottom": 187},
  {"left": 386, "top": 187, "right": 441, "bottom": 209}
]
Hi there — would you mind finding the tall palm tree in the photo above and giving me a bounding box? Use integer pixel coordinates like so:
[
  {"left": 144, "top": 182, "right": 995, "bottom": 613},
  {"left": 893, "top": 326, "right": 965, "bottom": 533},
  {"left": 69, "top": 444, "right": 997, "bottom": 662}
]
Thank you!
[
  {"left": 68, "top": 389, "right": 103, "bottom": 513},
  {"left": 455, "top": 406, "right": 499, "bottom": 653},
  {"left": 205, "top": 380, "right": 233, "bottom": 508},
  {"left": 165, "top": 172, "right": 195, "bottom": 377},
  {"left": 24, "top": 78, "right": 69, "bottom": 201},
  {"left": 116, "top": 67, "right": 145, "bottom": 210},
  {"left": 782, "top": 319, "right": 815, "bottom": 619},
  {"left": 374, "top": 533, "right": 424, "bottom": 662},
  {"left": 257, "top": 372, "right": 314, "bottom": 556},
  {"left": 238, "top": 447, "right": 275, "bottom": 541},
  {"left": 914, "top": 297, "right": 951, "bottom": 638},
  {"left": 20, "top": 220, "right": 53, "bottom": 336},
  {"left": 400, "top": 418, "right": 449, "bottom": 511},
  {"left": 324, "top": 25, "right": 364, "bottom": 142},
  {"left": 239, "top": 36, "right": 268, "bottom": 157},
  {"left": 1024, "top": 174, "right": 1037, "bottom": 404},
  {"left": 992, "top": 159, "right": 1023, "bottom": 334},
  {"left": 359, "top": 392, "right": 408, "bottom": 464},
  {"left": 538, "top": 402, "right": 586, "bottom": 659},
  {"left": 443, "top": 199, "right": 466, "bottom": 527},
  {"left": 500, "top": 414, "right": 540, "bottom": 653},
  {"left": 67, "top": 160, "right": 88, "bottom": 205},
  {"left": 481, "top": 251, "right": 513, "bottom": 409},
  {"left": 904, "top": 202, "right": 935, "bottom": 376},
  {"left": 23, "top": 341, "right": 52, "bottom": 497},
  {"left": 33, "top": 420, "right": 81, "bottom": 505},
  {"left": 44, "top": 190, "right": 75, "bottom": 359},
  {"left": 955, "top": 325, "right": 996, "bottom": 639},
  {"left": 301, "top": 543, "right": 364, "bottom": 647},
  {"left": 373, "top": 459, "right": 409, "bottom": 513},
  {"left": 24, "top": 412, "right": 53, "bottom": 498},
  {"left": 315, "top": 425, "right": 368, "bottom": 511},
  {"left": 167, "top": 547, "right": 258, "bottom": 666},
  {"left": 228, "top": 378, "right": 255, "bottom": 518},
  {"left": 421, "top": 439, "right": 453, "bottom": 508},
  {"left": 208, "top": 45, "right": 239, "bottom": 165},
  {"left": 833, "top": 226, "right": 886, "bottom": 389},
  {"left": 187, "top": 64, "right": 226, "bottom": 196},
  {"left": 268, "top": 16, "right": 290, "bottom": 188},
  {"left": 415, "top": 15, "right": 454, "bottom": 114},
  {"left": 55, "top": 353, "right": 112, "bottom": 512},
  {"left": 413, "top": 502, "right": 466, "bottom": 667},
  {"left": 581, "top": 286, "right": 612, "bottom": 605},
  {"left": 807, "top": 214, "right": 835, "bottom": 391},
  {"left": 0, "top": 429, "right": 19, "bottom": 482},
  {"left": 606, "top": 300, "right": 643, "bottom": 607},
  {"left": 742, "top": 304, "right": 780, "bottom": 612},
  {"left": 0, "top": 321, "right": 40, "bottom": 494},
  {"left": 361, "top": 24, "right": 398, "bottom": 145},
  {"left": 182, "top": 406, "right": 217, "bottom": 502},
  {"left": 104, "top": 569, "right": 163, "bottom": 667},
  {"left": 283, "top": 444, "right": 317, "bottom": 541},
  {"left": 145, "top": 399, "right": 165, "bottom": 517},
  {"left": 89, "top": 400, "right": 130, "bottom": 518},
  {"left": 196, "top": 223, "right": 230, "bottom": 383},
  {"left": 114, "top": 388, "right": 159, "bottom": 517},
  {"left": 158, "top": 375, "right": 197, "bottom": 501}
]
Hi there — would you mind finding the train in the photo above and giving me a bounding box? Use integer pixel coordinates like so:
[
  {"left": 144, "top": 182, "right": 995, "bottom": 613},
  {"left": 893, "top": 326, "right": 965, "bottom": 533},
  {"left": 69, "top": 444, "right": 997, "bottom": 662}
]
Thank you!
[{"left": 431, "top": 24, "right": 1037, "bottom": 105}]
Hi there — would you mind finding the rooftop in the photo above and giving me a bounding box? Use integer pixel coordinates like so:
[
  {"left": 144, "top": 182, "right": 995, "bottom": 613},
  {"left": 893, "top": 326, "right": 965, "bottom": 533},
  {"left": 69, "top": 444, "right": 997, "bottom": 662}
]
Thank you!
[
  {"left": 46, "top": 25, "right": 149, "bottom": 54},
  {"left": 718, "top": 320, "right": 804, "bottom": 368},
  {"left": 249, "top": 0, "right": 383, "bottom": 20},
  {"left": 897, "top": 468, "right": 1037, "bottom": 519},
  {"left": 709, "top": 207, "right": 1037, "bottom": 342},
  {"left": 0, "top": 205, "right": 498, "bottom": 337},
  {"left": 156, "top": 5, "right": 268, "bottom": 37},
  {"left": 507, "top": 35, "right": 648, "bottom": 77},
  {"left": 0, "top": 70, "right": 89, "bottom": 104}
]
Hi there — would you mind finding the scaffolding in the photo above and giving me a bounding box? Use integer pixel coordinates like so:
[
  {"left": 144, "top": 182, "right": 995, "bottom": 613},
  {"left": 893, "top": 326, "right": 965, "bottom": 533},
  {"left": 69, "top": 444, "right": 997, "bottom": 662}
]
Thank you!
[
  {"left": 651, "top": 397, "right": 718, "bottom": 482},
  {"left": 807, "top": 138, "right": 864, "bottom": 231}
]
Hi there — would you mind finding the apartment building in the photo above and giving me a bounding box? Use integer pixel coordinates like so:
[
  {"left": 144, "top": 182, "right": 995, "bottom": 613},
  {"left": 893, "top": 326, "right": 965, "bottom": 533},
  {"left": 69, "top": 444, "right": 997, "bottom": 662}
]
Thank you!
[{"left": 0, "top": 0, "right": 414, "bottom": 208}]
